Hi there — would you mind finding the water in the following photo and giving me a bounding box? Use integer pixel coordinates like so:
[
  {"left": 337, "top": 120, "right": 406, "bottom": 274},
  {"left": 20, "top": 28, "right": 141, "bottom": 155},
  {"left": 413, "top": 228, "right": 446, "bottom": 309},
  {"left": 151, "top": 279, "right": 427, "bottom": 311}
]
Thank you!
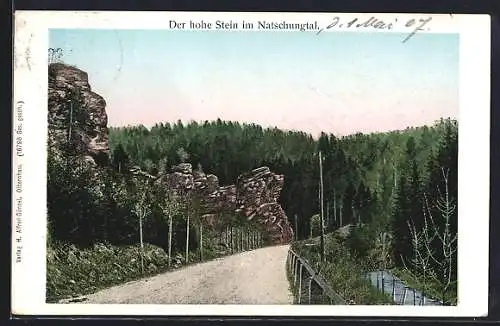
[{"left": 366, "top": 270, "right": 443, "bottom": 306}]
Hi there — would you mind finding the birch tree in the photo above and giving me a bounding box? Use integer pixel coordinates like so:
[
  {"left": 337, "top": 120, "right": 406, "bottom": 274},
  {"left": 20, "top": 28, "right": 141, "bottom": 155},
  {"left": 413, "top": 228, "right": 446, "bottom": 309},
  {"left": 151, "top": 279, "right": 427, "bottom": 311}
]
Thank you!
[
  {"left": 199, "top": 215, "right": 204, "bottom": 261},
  {"left": 159, "top": 194, "right": 182, "bottom": 268},
  {"left": 185, "top": 206, "right": 191, "bottom": 263},
  {"left": 374, "top": 230, "right": 393, "bottom": 271},
  {"left": 422, "top": 168, "right": 457, "bottom": 305},
  {"left": 132, "top": 192, "right": 151, "bottom": 274},
  {"left": 403, "top": 168, "right": 457, "bottom": 305},
  {"left": 401, "top": 217, "right": 435, "bottom": 304}
]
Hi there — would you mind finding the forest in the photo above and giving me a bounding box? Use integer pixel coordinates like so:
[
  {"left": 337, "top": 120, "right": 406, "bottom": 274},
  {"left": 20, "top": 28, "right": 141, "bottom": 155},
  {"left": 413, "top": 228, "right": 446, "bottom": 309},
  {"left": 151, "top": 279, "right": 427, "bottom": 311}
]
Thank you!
[{"left": 47, "top": 115, "right": 457, "bottom": 304}]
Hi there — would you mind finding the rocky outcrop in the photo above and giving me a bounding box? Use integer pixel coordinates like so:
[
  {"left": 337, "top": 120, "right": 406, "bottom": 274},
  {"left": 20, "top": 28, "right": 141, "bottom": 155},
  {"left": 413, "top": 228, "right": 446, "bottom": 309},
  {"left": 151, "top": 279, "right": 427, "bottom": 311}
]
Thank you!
[
  {"left": 236, "top": 167, "right": 293, "bottom": 244},
  {"left": 154, "top": 164, "right": 294, "bottom": 245},
  {"left": 48, "top": 63, "right": 293, "bottom": 245},
  {"left": 48, "top": 63, "right": 110, "bottom": 165}
]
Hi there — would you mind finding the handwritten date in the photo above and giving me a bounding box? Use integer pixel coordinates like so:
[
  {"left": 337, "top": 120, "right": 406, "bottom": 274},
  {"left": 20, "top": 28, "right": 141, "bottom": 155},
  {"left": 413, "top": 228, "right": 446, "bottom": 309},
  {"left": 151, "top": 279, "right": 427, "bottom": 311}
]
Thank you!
[{"left": 317, "top": 16, "right": 433, "bottom": 43}]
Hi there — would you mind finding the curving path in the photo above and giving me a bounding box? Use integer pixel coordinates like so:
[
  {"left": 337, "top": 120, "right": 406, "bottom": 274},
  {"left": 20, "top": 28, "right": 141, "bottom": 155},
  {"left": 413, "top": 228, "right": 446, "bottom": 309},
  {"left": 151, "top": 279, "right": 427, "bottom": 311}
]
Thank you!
[{"left": 60, "top": 245, "right": 293, "bottom": 305}]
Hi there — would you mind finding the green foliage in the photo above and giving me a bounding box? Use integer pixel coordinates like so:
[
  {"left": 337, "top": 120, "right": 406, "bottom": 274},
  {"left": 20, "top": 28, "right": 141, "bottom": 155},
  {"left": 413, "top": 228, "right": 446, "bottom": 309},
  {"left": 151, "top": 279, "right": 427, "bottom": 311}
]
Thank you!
[
  {"left": 46, "top": 242, "right": 170, "bottom": 302},
  {"left": 48, "top": 113, "right": 457, "bottom": 302},
  {"left": 292, "top": 234, "right": 393, "bottom": 305},
  {"left": 369, "top": 230, "right": 394, "bottom": 270},
  {"left": 345, "top": 225, "right": 374, "bottom": 262},
  {"left": 108, "top": 118, "right": 456, "bottom": 244},
  {"left": 310, "top": 214, "right": 321, "bottom": 237}
]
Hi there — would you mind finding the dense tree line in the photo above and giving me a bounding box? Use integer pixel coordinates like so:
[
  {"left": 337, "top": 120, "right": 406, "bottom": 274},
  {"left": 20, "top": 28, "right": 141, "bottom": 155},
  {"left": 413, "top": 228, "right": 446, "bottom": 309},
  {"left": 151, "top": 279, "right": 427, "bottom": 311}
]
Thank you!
[
  {"left": 48, "top": 100, "right": 457, "bottom": 300},
  {"left": 109, "top": 119, "right": 456, "bottom": 243},
  {"left": 108, "top": 117, "right": 457, "bottom": 298}
]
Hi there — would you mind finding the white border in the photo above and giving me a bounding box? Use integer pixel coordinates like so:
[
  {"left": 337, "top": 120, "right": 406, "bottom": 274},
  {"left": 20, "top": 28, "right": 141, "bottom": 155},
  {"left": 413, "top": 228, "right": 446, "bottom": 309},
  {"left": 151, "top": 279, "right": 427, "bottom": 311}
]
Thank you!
[{"left": 12, "top": 11, "right": 490, "bottom": 317}]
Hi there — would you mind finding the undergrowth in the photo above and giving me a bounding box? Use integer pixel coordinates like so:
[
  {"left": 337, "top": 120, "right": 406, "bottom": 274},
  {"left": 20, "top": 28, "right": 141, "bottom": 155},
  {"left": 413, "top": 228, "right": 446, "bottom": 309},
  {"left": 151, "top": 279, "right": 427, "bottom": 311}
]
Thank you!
[
  {"left": 391, "top": 268, "right": 457, "bottom": 305},
  {"left": 46, "top": 240, "right": 234, "bottom": 302},
  {"left": 291, "top": 233, "right": 393, "bottom": 305}
]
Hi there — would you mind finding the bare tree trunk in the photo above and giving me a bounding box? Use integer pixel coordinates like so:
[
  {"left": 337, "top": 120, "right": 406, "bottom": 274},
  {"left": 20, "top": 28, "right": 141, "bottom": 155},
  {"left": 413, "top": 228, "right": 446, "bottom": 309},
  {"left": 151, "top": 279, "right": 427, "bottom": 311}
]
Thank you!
[
  {"left": 393, "top": 166, "right": 397, "bottom": 190},
  {"left": 199, "top": 222, "right": 203, "bottom": 261},
  {"left": 134, "top": 199, "right": 150, "bottom": 275},
  {"left": 326, "top": 201, "right": 330, "bottom": 232},
  {"left": 240, "top": 229, "right": 244, "bottom": 251},
  {"left": 68, "top": 102, "right": 73, "bottom": 142},
  {"left": 339, "top": 202, "right": 343, "bottom": 227},
  {"left": 250, "top": 230, "right": 254, "bottom": 249},
  {"left": 245, "top": 229, "right": 249, "bottom": 250},
  {"left": 139, "top": 212, "right": 144, "bottom": 274},
  {"left": 238, "top": 229, "right": 241, "bottom": 251},
  {"left": 230, "top": 226, "right": 234, "bottom": 253},
  {"left": 185, "top": 210, "right": 190, "bottom": 264},
  {"left": 236, "top": 228, "right": 239, "bottom": 252},
  {"left": 294, "top": 214, "right": 298, "bottom": 241},
  {"left": 241, "top": 229, "right": 246, "bottom": 251},
  {"left": 319, "top": 151, "right": 326, "bottom": 262},
  {"left": 168, "top": 213, "right": 173, "bottom": 267},
  {"left": 333, "top": 189, "right": 337, "bottom": 228}
]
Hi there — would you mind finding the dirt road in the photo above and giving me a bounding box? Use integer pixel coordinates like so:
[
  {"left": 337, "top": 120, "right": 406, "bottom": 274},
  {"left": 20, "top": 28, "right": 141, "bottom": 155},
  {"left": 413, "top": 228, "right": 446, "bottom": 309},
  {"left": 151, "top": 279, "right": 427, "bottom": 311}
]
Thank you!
[{"left": 61, "top": 245, "right": 293, "bottom": 305}]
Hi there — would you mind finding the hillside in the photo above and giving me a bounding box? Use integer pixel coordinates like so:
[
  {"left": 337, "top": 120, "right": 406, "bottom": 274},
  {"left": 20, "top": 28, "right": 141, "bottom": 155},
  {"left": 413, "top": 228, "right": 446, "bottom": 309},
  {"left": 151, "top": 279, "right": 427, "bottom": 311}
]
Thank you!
[{"left": 47, "top": 62, "right": 458, "bottom": 305}]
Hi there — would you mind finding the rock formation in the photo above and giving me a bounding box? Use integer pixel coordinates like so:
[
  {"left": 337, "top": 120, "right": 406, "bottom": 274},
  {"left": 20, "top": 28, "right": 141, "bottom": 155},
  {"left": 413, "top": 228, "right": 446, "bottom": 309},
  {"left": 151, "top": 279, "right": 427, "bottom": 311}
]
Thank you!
[
  {"left": 48, "top": 63, "right": 110, "bottom": 165},
  {"left": 154, "top": 163, "right": 294, "bottom": 245},
  {"left": 48, "top": 63, "right": 293, "bottom": 245},
  {"left": 236, "top": 167, "right": 293, "bottom": 244}
]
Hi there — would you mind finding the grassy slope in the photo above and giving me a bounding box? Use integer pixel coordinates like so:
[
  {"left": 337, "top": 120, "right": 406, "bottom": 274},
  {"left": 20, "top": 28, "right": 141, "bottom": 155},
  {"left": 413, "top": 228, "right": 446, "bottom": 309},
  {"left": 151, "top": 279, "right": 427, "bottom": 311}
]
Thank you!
[
  {"left": 291, "top": 231, "right": 393, "bottom": 305},
  {"left": 46, "top": 241, "right": 233, "bottom": 302}
]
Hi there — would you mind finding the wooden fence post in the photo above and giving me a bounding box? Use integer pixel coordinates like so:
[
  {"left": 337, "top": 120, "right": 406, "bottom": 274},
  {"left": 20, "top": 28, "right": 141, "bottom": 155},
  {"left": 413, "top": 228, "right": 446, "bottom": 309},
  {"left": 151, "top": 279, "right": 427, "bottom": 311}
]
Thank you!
[
  {"left": 293, "top": 261, "right": 297, "bottom": 285},
  {"left": 241, "top": 229, "right": 244, "bottom": 251},
  {"left": 292, "top": 256, "right": 297, "bottom": 278},
  {"left": 392, "top": 278, "right": 396, "bottom": 302},
  {"left": 230, "top": 227, "right": 234, "bottom": 254},
  {"left": 294, "top": 260, "right": 299, "bottom": 285},
  {"left": 308, "top": 277, "right": 313, "bottom": 304}
]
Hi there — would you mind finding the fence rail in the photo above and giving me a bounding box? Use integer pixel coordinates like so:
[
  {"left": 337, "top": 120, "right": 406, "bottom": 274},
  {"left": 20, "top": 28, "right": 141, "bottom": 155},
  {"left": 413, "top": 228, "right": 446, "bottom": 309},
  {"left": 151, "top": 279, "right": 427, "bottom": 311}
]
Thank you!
[
  {"left": 366, "top": 270, "right": 443, "bottom": 306},
  {"left": 287, "top": 249, "right": 346, "bottom": 305}
]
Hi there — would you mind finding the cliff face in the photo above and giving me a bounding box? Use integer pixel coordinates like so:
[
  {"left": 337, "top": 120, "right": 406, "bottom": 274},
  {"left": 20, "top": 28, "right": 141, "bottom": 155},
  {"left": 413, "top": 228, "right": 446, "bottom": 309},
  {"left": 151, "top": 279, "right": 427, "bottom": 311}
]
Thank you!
[
  {"left": 48, "top": 63, "right": 293, "bottom": 245},
  {"left": 48, "top": 63, "right": 110, "bottom": 165}
]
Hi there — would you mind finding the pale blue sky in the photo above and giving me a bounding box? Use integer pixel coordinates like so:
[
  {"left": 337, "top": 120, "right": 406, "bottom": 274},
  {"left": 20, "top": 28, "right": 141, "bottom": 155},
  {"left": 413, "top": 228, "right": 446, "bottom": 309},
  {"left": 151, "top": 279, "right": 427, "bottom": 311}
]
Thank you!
[{"left": 49, "top": 29, "right": 459, "bottom": 136}]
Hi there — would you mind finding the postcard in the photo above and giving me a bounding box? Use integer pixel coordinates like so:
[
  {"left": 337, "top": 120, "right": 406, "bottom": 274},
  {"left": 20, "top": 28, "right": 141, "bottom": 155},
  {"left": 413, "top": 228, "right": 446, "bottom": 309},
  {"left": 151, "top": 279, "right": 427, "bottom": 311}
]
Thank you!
[{"left": 12, "top": 11, "right": 490, "bottom": 317}]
